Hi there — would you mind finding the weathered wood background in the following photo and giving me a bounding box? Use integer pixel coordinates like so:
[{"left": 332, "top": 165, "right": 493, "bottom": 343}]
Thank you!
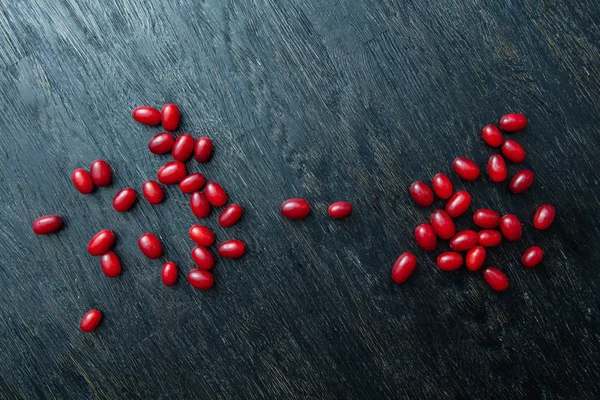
[{"left": 0, "top": 0, "right": 599, "bottom": 398}]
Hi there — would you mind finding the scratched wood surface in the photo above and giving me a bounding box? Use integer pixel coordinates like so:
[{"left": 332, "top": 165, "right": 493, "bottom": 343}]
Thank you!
[{"left": 0, "top": 0, "right": 599, "bottom": 398}]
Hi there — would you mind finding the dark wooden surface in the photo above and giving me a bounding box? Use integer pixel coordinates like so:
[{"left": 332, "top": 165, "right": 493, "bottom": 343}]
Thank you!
[{"left": 0, "top": 0, "right": 599, "bottom": 398}]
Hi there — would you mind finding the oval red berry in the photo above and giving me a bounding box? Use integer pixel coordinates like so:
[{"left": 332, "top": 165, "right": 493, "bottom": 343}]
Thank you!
[
  {"left": 501, "top": 140, "right": 526, "bottom": 163},
  {"left": 88, "top": 229, "right": 115, "bottom": 256},
  {"left": 500, "top": 214, "right": 522, "bottom": 241},
  {"left": 112, "top": 188, "right": 137, "bottom": 212},
  {"left": 466, "top": 246, "right": 486, "bottom": 271},
  {"left": 218, "top": 240, "right": 246, "bottom": 258},
  {"left": 187, "top": 269, "right": 214, "bottom": 290},
  {"left": 328, "top": 202, "right": 353, "bottom": 219},
  {"left": 72, "top": 168, "right": 94, "bottom": 194},
  {"left": 80, "top": 309, "right": 102, "bottom": 332},
  {"left": 161, "top": 262, "right": 178, "bottom": 286},
  {"left": 190, "top": 192, "right": 211, "bottom": 218},
  {"left": 478, "top": 230, "right": 502, "bottom": 247},
  {"left": 33, "top": 215, "right": 63, "bottom": 235},
  {"left": 204, "top": 182, "right": 228, "bottom": 207},
  {"left": 191, "top": 246, "right": 215, "bottom": 270},
  {"left": 430, "top": 210, "right": 456, "bottom": 240},
  {"left": 100, "top": 251, "right": 121, "bottom": 278},
  {"left": 449, "top": 230, "right": 478, "bottom": 252},
  {"left": 179, "top": 173, "right": 207, "bottom": 194},
  {"left": 499, "top": 113, "right": 527, "bottom": 132},
  {"left": 142, "top": 180, "right": 164, "bottom": 204},
  {"left": 194, "top": 137, "right": 213, "bottom": 162},
  {"left": 172, "top": 133, "right": 195, "bottom": 162},
  {"left": 90, "top": 160, "right": 112, "bottom": 187},
  {"left": 189, "top": 225, "right": 215, "bottom": 247},
  {"left": 157, "top": 161, "right": 186, "bottom": 184},
  {"left": 391, "top": 252, "right": 416, "bottom": 284},
  {"left": 161, "top": 104, "right": 180, "bottom": 131},
  {"left": 409, "top": 181, "right": 434, "bottom": 207},
  {"left": 453, "top": 157, "right": 480, "bottom": 181},
  {"left": 219, "top": 204, "right": 243, "bottom": 228},
  {"left": 138, "top": 233, "right": 163, "bottom": 259},
  {"left": 445, "top": 190, "right": 471, "bottom": 218},
  {"left": 132, "top": 106, "right": 161, "bottom": 125},
  {"left": 509, "top": 170, "right": 534, "bottom": 194},
  {"left": 473, "top": 209, "right": 501, "bottom": 229},
  {"left": 414, "top": 223, "right": 437, "bottom": 252},
  {"left": 533, "top": 204, "right": 555, "bottom": 230},
  {"left": 522, "top": 246, "right": 543, "bottom": 268},
  {"left": 481, "top": 124, "right": 503, "bottom": 147},
  {"left": 148, "top": 132, "right": 175, "bottom": 154},
  {"left": 431, "top": 173, "right": 453, "bottom": 199},
  {"left": 436, "top": 252, "right": 463, "bottom": 271},
  {"left": 281, "top": 198, "right": 310, "bottom": 220},
  {"left": 483, "top": 267, "right": 509, "bottom": 292},
  {"left": 487, "top": 154, "right": 507, "bottom": 182}
]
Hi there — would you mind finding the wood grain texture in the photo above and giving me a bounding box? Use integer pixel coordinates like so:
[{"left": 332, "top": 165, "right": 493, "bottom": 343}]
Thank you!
[{"left": 0, "top": 0, "right": 599, "bottom": 398}]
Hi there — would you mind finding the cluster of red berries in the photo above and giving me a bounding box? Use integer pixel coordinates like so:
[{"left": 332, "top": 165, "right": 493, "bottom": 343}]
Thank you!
[
  {"left": 32, "top": 104, "right": 247, "bottom": 332},
  {"left": 392, "top": 113, "right": 556, "bottom": 292}
]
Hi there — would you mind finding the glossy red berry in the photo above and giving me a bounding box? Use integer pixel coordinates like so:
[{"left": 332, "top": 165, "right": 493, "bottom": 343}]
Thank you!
[
  {"left": 191, "top": 246, "right": 215, "bottom": 270},
  {"left": 500, "top": 214, "right": 522, "bottom": 241},
  {"left": 219, "top": 204, "right": 243, "bottom": 228},
  {"left": 436, "top": 252, "right": 463, "bottom": 271},
  {"left": 100, "top": 251, "right": 121, "bottom": 277},
  {"left": 72, "top": 168, "right": 94, "bottom": 194},
  {"left": 487, "top": 154, "right": 507, "bottom": 182},
  {"left": 148, "top": 132, "right": 175, "bottom": 154},
  {"left": 204, "top": 182, "right": 228, "bottom": 207},
  {"left": 138, "top": 233, "right": 163, "bottom": 259},
  {"left": 142, "top": 180, "right": 164, "bottom": 204},
  {"left": 194, "top": 136, "right": 213, "bottom": 162},
  {"left": 449, "top": 230, "right": 478, "bottom": 251},
  {"left": 281, "top": 198, "right": 310, "bottom": 220},
  {"left": 431, "top": 173, "right": 453, "bottom": 199},
  {"left": 391, "top": 252, "right": 416, "bottom": 284},
  {"left": 509, "top": 170, "right": 534, "bottom": 194},
  {"left": 161, "top": 104, "right": 180, "bottom": 131},
  {"left": 499, "top": 113, "right": 527, "bottom": 132},
  {"left": 112, "top": 188, "right": 137, "bottom": 212},
  {"left": 478, "top": 230, "right": 502, "bottom": 247},
  {"left": 88, "top": 230, "right": 115, "bottom": 256},
  {"left": 161, "top": 262, "right": 178, "bottom": 286},
  {"left": 328, "top": 202, "right": 353, "bottom": 219},
  {"left": 445, "top": 190, "right": 471, "bottom": 218},
  {"left": 187, "top": 269, "right": 214, "bottom": 290},
  {"left": 157, "top": 161, "right": 186, "bottom": 184},
  {"left": 33, "top": 215, "right": 63, "bottom": 235},
  {"left": 190, "top": 192, "right": 211, "bottom": 218},
  {"left": 522, "top": 246, "right": 543, "bottom": 268},
  {"left": 189, "top": 225, "right": 215, "bottom": 247},
  {"left": 133, "top": 106, "right": 161, "bottom": 125},
  {"left": 172, "top": 134, "right": 195, "bottom": 162},
  {"left": 179, "top": 173, "right": 207, "bottom": 194},
  {"left": 414, "top": 224, "right": 437, "bottom": 252},
  {"left": 473, "top": 209, "right": 501, "bottom": 228},
  {"left": 501, "top": 140, "right": 526, "bottom": 163},
  {"left": 80, "top": 309, "right": 102, "bottom": 332},
  {"left": 483, "top": 267, "right": 509, "bottom": 292},
  {"left": 533, "top": 204, "right": 556, "bottom": 230},
  {"left": 430, "top": 210, "right": 456, "bottom": 240},
  {"left": 481, "top": 124, "right": 503, "bottom": 147},
  {"left": 218, "top": 240, "right": 246, "bottom": 258},
  {"left": 90, "top": 160, "right": 112, "bottom": 186},
  {"left": 409, "top": 181, "right": 434, "bottom": 207},
  {"left": 453, "top": 157, "right": 480, "bottom": 181},
  {"left": 466, "top": 246, "right": 486, "bottom": 271}
]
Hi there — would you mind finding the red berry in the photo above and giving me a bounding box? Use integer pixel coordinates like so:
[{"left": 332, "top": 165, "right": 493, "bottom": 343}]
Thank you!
[
  {"left": 191, "top": 246, "right": 215, "bottom": 270},
  {"left": 449, "top": 230, "right": 478, "bottom": 251},
  {"left": 499, "top": 214, "right": 522, "bottom": 241},
  {"left": 501, "top": 140, "right": 526, "bottom": 163},
  {"left": 431, "top": 173, "right": 453, "bottom": 199},
  {"left": 483, "top": 267, "right": 509, "bottom": 292},
  {"left": 148, "top": 132, "right": 175, "bottom": 154},
  {"left": 391, "top": 252, "right": 416, "bottom": 284},
  {"left": 473, "top": 209, "right": 501, "bottom": 229},
  {"left": 32, "top": 215, "right": 63, "bottom": 235},
  {"left": 142, "top": 180, "right": 164, "bottom": 204},
  {"left": 157, "top": 161, "right": 186, "bottom": 184},
  {"left": 190, "top": 192, "right": 211, "bottom": 218},
  {"left": 487, "top": 154, "right": 507, "bottom": 182},
  {"left": 179, "top": 173, "right": 207, "bottom": 194},
  {"left": 112, "top": 188, "right": 137, "bottom": 212},
  {"left": 187, "top": 269, "right": 214, "bottom": 290},
  {"left": 132, "top": 106, "right": 161, "bottom": 125},
  {"left": 138, "top": 233, "right": 163, "bottom": 259},
  {"left": 80, "top": 309, "right": 102, "bottom": 332},
  {"left": 430, "top": 210, "right": 456, "bottom": 240},
  {"left": 204, "top": 182, "right": 228, "bottom": 207},
  {"left": 72, "top": 168, "right": 94, "bottom": 194},
  {"left": 499, "top": 113, "right": 527, "bottom": 132},
  {"left": 328, "top": 202, "right": 353, "bottom": 219},
  {"left": 509, "top": 170, "right": 534, "bottom": 194},
  {"left": 466, "top": 246, "right": 486, "bottom": 271},
  {"left": 478, "top": 230, "right": 502, "bottom": 247},
  {"left": 522, "top": 246, "right": 543, "bottom": 268},
  {"left": 189, "top": 225, "right": 215, "bottom": 247},
  {"left": 88, "top": 229, "right": 115, "bottom": 256},
  {"left": 281, "top": 198, "right": 310, "bottom": 220},
  {"left": 90, "top": 160, "right": 112, "bottom": 186},
  {"left": 100, "top": 251, "right": 121, "bottom": 277},
  {"left": 453, "top": 157, "right": 480, "bottom": 181},
  {"left": 533, "top": 204, "right": 556, "bottom": 230},
  {"left": 414, "top": 223, "right": 437, "bottom": 252},
  {"left": 161, "top": 104, "right": 180, "bottom": 131},
  {"left": 481, "top": 124, "right": 503, "bottom": 147},
  {"left": 445, "top": 190, "right": 471, "bottom": 218},
  {"left": 172, "top": 134, "right": 195, "bottom": 162},
  {"left": 218, "top": 240, "right": 246, "bottom": 258},
  {"left": 219, "top": 204, "right": 243, "bottom": 228},
  {"left": 194, "top": 136, "right": 213, "bottom": 162},
  {"left": 436, "top": 252, "right": 463, "bottom": 271},
  {"left": 161, "top": 262, "right": 178, "bottom": 286},
  {"left": 409, "top": 181, "right": 434, "bottom": 207}
]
